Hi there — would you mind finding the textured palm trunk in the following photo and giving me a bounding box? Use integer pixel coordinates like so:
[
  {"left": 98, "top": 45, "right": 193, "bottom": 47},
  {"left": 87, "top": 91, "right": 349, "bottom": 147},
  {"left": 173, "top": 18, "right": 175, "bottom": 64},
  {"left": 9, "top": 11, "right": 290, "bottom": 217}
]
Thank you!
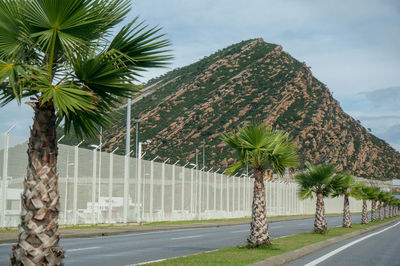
[
  {"left": 314, "top": 191, "right": 327, "bottom": 232},
  {"left": 361, "top": 199, "right": 368, "bottom": 224},
  {"left": 384, "top": 204, "right": 388, "bottom": 218},
  {"left": 389, "top": 205, "right": 393, "bottom": 218},
  {"left": 371, "top": 200, "right": 377, "bottom": 221},
  {"left": 247, "top": 169, "right": 270, "bottom": 247},
  {"left": 11, "top": 101, "right": 64, "bottom": 265},
  {"left": 342, "top": 194, "right": 351, "bottom": 228},
  {"left": 378, "top": 202, "right": 383, "bottom": 220}
]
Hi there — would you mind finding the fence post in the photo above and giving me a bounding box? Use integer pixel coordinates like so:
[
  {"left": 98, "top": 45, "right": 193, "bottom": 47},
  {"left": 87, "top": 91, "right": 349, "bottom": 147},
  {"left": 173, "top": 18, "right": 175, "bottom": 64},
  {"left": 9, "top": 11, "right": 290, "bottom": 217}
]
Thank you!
[
  {"left": 123, "top": 155, "right": 129, "bottom": 223},
  {"left": 91, "top": 147, "right": 97, "bottom": 224},
  {"left": 213, "top": 171, "right": 217, "bottom": 211},
  {"left": 149, "top": 159, "right": 154, "bottom": 222},
  {"left": 206, "top": 170, "right": 210, "bottom": 211},
  {"left": 199, "top": 170, "right": 202, "bottom": 216},
  {"left": 220, "top": 174, "right": 223, "bottom": 211},
  {"left": 226, "top": 177, "right": 230, "bottom": 213},
  {"left": 136, "top": 158, "right": 142, "bottom": 223},
  {"left": 108, "top": 151, "right": 113, "bottom": 223},
  {"left": 232, "top": 174, "right": 236, "bottom": 213},
  {"left": 161, "top": 160, "right": 167, "bottom": 219},
  {"left": 190, "top": 167, "right": 194, "bottom": 215},
  {"left": 72, "top": 144, "right": 79, "bottom": 224},
  {"left": 1, "top": 132, "right": 10, "bottom": 227},
  {"left": 181, "top": 166, "right": 185, "bottom": 213},
  {"left": 238, "top": 175, "right": 241, "bottom": 212}
]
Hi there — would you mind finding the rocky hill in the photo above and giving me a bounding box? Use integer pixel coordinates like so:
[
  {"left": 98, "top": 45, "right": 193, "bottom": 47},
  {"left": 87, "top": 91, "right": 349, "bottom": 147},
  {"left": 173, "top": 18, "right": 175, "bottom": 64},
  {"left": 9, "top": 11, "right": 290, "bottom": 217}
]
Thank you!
[{"left": 61, "top": 38, "right": 400, "bottom": 180}]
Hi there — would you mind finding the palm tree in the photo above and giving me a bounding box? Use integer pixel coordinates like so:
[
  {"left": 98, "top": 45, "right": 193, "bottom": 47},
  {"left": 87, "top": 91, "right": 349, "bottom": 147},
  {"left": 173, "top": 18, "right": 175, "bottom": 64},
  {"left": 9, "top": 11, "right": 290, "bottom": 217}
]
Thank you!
[
  {"left": 367, "top": 187, "right": 380, "bottom": 221},
  {"left": 222, "top": 121, "right": 298, "bottom": 247},
  {"left": 0, "top": 1, "right": 170, "bottom": 264},
  {"left": 352, "top": 183, "right": 371, "bottom": 224},
  {"left": 382, "top": 191, "right": 392, "bottom": 219},
  {"left": 330, "top": 173, "right": 355, "bottom": 228},
  {"left": 389, "top": 195, "right": 396, "bottom": 218},
  {"left": 377, "top": 191, "right": 385, "bottom": 220},
  {"left": 294, "top": 162, "right": 336, "bottom": 233}
]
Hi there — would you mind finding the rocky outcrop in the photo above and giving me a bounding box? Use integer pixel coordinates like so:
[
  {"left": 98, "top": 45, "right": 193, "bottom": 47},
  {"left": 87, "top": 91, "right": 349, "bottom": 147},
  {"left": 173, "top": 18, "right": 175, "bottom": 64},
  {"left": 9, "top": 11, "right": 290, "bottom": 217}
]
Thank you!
[{"left": 88, "top": 38, "right": 399, "bottom": 180}]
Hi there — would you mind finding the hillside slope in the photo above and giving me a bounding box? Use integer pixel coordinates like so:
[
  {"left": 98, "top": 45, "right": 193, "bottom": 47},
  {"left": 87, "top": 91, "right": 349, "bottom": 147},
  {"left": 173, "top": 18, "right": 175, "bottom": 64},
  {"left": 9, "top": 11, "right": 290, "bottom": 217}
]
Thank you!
[{"left": 64, "top": 38, "right": 400, "bottom": 180}]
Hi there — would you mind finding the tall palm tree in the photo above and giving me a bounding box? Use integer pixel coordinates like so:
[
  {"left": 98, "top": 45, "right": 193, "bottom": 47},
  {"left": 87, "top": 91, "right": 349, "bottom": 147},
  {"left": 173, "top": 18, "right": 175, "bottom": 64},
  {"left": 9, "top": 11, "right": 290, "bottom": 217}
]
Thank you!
[
  {"left": 367, "top": 187, "right": 380, "bottom": 221},
  {"left": 0, "top": 0, "right": 171, "bottom": 264},
  {"left": 294, "top": 162, "right": 336, "bottom": 233},
  {"left": 330, "top": 173, "right": 355, "bottom": 228},
  {"left": 222, "top": 121, "right": 298, "bottom": 247}
]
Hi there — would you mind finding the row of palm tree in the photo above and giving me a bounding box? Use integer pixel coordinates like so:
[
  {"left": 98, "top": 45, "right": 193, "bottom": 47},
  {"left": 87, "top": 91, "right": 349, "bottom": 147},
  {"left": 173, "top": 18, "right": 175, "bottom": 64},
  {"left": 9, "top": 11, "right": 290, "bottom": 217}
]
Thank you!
[
  {"left": 295, "top": 163, "right": 400, "bottom": 232},
  {"left": 224, "top": 121, "right": 399, "bottom": 248}
]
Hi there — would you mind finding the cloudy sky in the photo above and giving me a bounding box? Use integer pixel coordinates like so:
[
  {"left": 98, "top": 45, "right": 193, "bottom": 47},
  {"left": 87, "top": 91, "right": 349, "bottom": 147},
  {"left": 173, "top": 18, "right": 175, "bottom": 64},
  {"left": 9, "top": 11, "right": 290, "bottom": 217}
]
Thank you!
[{"left": 1, "top": 0, "right": 399, "bottom": 150}]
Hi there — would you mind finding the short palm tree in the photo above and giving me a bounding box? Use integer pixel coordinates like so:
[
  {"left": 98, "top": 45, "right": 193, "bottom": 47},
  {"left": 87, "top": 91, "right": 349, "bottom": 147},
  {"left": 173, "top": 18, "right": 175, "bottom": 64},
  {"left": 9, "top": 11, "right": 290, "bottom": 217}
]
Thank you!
[
  {"left": 389, "top": 195, "right": 396, "bottom": 218},
  {"left": 382, "top": 191, "right": 392, "bottom": 219},
  {"left": 377, "top": 191, "right": 386, "bottom": 220},
  {"left": 222, "top": 121, "right": 298, "bottom": 247},
  {"left": 330, "top": 173, "right": 355, "bottom": 228},
  {"left": 352, "top": 183, "right": 370, "bottom": 224},
  {"left": 367, "top": 187, "right": 380, "bottom": 221},
  {"left": 0, "top": 0, "right": 170, "bottom": 264},
  {"left": 294, "top": 162, "right": 336, "bottom": 233}
]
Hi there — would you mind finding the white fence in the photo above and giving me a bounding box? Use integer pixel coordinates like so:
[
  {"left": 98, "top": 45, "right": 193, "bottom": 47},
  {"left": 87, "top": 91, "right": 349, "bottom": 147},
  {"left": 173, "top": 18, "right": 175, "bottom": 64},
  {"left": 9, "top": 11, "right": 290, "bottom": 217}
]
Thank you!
[{"left": 0, "top": 133, "right": 367, "bottom": 228}]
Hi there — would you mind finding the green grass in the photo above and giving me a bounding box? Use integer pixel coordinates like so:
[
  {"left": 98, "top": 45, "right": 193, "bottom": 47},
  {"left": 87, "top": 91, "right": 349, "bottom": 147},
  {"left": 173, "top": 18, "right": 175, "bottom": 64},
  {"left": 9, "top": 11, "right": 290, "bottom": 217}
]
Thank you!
[{"left": 149, "top": 217, "right": 398, "bottom": 265}]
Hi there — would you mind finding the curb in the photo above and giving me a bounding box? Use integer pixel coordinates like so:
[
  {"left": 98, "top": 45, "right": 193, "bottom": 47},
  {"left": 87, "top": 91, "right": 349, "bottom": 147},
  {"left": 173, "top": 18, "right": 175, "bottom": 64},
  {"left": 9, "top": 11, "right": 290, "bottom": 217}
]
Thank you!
[
  {"left": 0, "top": 215, "right": 320, "bottom": 244},
  {"left": 249, "top": 218, "right": 400, "bottom": 266}
]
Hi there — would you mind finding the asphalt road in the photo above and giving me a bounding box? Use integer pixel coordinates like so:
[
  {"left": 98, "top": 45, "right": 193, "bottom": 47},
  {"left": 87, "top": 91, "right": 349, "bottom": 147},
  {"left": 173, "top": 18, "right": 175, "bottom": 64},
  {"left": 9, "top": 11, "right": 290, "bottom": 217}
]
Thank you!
[
  {"left": 0, "top": 214, "right": 362, "bottom": 266},
  {"left": 285, "top": 220, "right": 400, "bottom": 266}
]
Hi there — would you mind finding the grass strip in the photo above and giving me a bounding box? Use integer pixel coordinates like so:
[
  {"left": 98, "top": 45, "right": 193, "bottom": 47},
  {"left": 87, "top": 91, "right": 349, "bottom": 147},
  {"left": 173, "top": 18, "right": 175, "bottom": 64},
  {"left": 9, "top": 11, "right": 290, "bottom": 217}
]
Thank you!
[{"left": 149, "top": 217, "right": 398, "bottom": 265}]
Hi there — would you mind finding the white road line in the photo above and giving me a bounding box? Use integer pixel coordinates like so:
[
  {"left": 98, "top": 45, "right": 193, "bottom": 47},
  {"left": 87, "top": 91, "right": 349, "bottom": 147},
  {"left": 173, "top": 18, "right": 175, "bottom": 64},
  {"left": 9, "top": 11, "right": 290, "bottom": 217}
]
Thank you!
[
  {"left": 304, "top": 221, "right": 400, "bottom": 266},
  {"left": 171, "top": 235, "right": 203, "bottom": 240},
  {"left": 275, "top": 234, "right": 295, "bottom": 239},
  {"left": 67, "top": 246, "right": 100, "bottom": 252},
  {"left": 231, "top": 230, "right": 249, "bottom": 233},
  {"left": 0, "top": 243, "right": 12, "bottom": 246}
]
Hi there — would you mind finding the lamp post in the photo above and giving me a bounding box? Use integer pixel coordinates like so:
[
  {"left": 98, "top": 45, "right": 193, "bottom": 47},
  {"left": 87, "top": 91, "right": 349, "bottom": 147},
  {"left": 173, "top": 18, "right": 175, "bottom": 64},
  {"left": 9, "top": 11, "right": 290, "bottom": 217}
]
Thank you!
[
  {"left": 134, "top": 117, "right": 140, "bottom": 157},
  {"left": 201, "top": 139, "right": 206, "bottom": 169}
]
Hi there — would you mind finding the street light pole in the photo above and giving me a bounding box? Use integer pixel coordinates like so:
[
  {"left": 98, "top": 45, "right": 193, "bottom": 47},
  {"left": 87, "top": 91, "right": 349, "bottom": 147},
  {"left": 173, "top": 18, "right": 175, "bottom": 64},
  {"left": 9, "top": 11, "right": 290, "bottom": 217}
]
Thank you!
[
  {"left": 135, "top": 117, "right": 140, "bottom": 157},
  {"left": 201, "top": 139, "right": 206, "bottom": 169}
]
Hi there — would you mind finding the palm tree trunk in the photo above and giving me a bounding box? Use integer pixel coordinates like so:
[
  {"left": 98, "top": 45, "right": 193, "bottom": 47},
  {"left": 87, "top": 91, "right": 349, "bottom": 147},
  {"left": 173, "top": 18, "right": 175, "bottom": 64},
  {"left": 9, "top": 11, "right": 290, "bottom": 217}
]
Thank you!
[
  {"left": 11, "top": 101, "right": 64, "bottom": 265},
  {"left": 371, "top": 200, "right": 376, "bottom": 221},
  {"left": 314, "top": 191, "right": 327, "bottom": 232},
  {"left": 342, "top": 194, "right": 351, "bottom": 228},
  {"left": 361, "top": 199, "right": 368, "bottom": 224},
  {"left": 379, "top": 202, "right": 383, "bottom": 220},
  {"left": 247, "top": 169, "right": 270, "bottom": 247}
]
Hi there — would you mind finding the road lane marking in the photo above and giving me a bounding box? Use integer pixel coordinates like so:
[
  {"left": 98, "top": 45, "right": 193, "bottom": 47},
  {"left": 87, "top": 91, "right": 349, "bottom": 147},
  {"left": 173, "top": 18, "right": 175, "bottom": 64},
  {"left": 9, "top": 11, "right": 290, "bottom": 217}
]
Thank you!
[
  {"left": 171, "top": 235, "right": 203, "bottom": 240},
  {"left": 0, "top": 243, "right": 12, "bottom": 246},
  {"left": 304, "top": 221, "right": 400, "bottom": 266},
  {"left": 67, "top": 246, "right": 100, "bottom": 252},
  {"left": 231, "top": 230, "right": 249, "bottom": 233}
]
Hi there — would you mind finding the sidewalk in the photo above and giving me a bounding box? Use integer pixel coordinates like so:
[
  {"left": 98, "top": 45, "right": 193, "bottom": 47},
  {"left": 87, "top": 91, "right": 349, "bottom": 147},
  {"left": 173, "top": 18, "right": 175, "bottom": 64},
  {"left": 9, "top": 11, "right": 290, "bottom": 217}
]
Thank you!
[{"left": 0, "top": 215, "right": 317, "bottom": 244}]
